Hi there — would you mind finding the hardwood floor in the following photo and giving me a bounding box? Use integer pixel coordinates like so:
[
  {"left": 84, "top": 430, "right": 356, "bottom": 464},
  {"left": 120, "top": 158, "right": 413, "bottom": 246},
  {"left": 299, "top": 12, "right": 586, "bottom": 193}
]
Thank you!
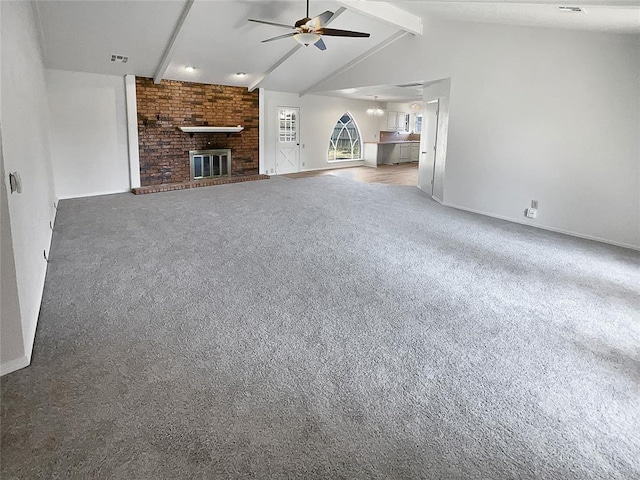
[{"left": 283, "top": 163, "right": 418, "bottom": 186}]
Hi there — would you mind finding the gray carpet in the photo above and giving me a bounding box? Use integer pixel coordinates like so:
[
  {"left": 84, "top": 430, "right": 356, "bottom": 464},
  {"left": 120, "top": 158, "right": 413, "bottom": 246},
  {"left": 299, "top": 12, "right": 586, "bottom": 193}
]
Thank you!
[{"left": 2, "top": 175, "right": 639, "bottom": 479}]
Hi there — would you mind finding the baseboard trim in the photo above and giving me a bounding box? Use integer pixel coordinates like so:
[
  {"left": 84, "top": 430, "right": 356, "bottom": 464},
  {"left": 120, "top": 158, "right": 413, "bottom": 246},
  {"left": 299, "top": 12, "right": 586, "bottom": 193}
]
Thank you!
[
  {"left": 0, "top": 356, "right": 30, "bottom": 376},
  {"left": 57, "top": 189, "right": 131, "bottom": 200},
  {"left": 297, "top": 162, "right": 365, "bottom": 174},
  {"left": 443, "top": 201, "right": 639, "bottom": 252}
]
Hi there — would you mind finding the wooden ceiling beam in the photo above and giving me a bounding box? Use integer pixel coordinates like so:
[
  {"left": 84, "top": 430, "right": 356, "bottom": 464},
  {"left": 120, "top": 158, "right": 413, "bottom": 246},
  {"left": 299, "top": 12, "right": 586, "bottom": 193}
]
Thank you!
[
  {"left": 153, "top": 0, "right": 195, "bottom": 84},
  {"left": 335, "top": 1, "right": 423, "bottom": 35}
]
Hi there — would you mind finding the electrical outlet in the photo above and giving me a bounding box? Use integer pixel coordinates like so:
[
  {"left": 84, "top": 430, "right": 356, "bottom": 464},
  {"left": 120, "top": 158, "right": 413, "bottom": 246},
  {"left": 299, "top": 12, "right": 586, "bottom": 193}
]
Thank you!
[
  {"left": 531, "top": 200, "right": 538, "bottom": 209},
  {"left": 526, "top": 208, "right": 537, "bottom": 219},
  {"left": 302, "top": 162, "right": 305, "bottom": 166}
]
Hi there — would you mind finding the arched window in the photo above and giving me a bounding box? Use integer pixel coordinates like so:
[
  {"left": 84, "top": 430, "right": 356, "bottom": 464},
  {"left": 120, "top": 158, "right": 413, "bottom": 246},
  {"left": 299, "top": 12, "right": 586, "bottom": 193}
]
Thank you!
[{"left": 328, "top": 113, "right": 361, "bottom": 161}]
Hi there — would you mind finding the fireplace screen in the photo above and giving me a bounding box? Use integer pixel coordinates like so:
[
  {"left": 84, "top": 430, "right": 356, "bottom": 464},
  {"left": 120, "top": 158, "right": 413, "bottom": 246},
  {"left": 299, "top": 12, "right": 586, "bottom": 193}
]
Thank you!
[{"left": 189, "top": 149, "right": 231, "bottom": 180}]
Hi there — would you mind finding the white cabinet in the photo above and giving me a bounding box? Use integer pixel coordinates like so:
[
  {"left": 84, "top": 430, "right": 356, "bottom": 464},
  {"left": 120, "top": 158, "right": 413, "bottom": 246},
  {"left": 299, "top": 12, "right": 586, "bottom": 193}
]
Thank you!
[
  {"left": 399, "top": 143, "right": 411, "bottom": 163},
  {"left": 411, "top": 143, "right": 420, "bottom": 162},
  {"left": 387, "top": 111, "right": 398, "bottom": 130},
  {"left": 389, "top": 144, "right": 400, "bottom": 164},
  {"left": 387, "top": 111, "right": 409, "bottom": 131}
]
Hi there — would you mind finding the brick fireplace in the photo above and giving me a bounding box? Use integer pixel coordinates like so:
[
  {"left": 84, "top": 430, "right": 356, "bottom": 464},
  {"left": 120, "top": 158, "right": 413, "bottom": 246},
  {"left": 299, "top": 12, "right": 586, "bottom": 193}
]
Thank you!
[{"left": 135, "top": 78, "right": 259, "bottom": 187}]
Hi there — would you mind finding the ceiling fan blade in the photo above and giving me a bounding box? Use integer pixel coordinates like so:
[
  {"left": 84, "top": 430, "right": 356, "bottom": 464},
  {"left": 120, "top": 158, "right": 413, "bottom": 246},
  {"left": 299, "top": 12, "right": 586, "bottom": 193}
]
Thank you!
[
  {"left": 307, "top": 10, "right": 334, "bottom": 30},
  {"left": 248, "top": 18, "right": 294, "bottom": 29},
  {"left": 314, "top": 37, "right": 327, "bottom": 51},
  {"left": 261, "top": 32, "right": 297, "bottom": 43},
  {"left": 317, "top": 28, "right": 370, "bottom": 38}
]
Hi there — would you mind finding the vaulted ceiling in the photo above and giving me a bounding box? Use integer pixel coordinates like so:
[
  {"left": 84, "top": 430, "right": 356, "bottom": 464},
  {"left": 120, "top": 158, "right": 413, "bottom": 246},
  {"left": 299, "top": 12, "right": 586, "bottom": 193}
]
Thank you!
[{"left": 34, "top": 0, "right": 639, "bottom": 98}]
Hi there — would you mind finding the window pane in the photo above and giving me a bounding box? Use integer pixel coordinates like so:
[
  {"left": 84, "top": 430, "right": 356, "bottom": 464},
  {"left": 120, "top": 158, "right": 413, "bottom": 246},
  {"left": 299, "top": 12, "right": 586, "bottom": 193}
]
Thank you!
[
  {"left": 203, "top": 156, "right": 211, "bottom": 177},
  {"left": 220, "top": 155, "right": 227, "bottom": 176},
  {"left": 328, "top": 113, "right": 361, "bottom": 161},
  {"left": 279, "top": 109, "right": 297, "bottom": 143},
  {"left": 194, "top": 156, "right": 202, "bottom": 178}
]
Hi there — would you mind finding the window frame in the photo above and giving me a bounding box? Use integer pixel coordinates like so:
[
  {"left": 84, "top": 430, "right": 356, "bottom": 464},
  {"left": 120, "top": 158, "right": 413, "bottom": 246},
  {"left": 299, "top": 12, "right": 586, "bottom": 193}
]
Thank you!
[
  {"left": 414, "top": 114, "right": 423, "bottom": 134},
  {"left": 328, "top": 112, "right": 363, "bottom": 163}
]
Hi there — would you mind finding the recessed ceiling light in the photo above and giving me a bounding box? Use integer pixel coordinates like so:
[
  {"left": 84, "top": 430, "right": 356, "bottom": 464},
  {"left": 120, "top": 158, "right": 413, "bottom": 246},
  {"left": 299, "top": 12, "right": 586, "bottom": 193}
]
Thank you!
[
  {"left": 185, "top": 66, "right": 195, "bottom": 72},
  {"left": 236, "top": 72, "right": 247, "bottom": 77},
  {"left": 558, "top": 6, "right": 583, "bottom": 12}
]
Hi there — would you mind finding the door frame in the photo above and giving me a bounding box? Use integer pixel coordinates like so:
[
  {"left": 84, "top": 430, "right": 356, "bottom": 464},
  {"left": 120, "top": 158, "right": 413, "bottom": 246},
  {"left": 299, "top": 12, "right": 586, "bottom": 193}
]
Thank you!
[
  {"left": 428, "top": 99, "right": 439, "bottom": 195},
  {"left": 418, "top": 99, "right": 439, "bottom": 196},
  {"left": 276, "top": 106, "right": 300, "bottom": 175}
]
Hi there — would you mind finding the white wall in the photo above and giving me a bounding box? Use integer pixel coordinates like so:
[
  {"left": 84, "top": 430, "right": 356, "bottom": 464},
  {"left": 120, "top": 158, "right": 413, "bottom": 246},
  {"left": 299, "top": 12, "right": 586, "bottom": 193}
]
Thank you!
[
  {"left": 262, "top": 91, "right": 384, "bottom": 174},
  {"left": 317, "top": 19, "right": 640, "bottom": 249},
  {"left": 47, "top": 69, "right": 130, "bottom": 199},
  {"left": 1, "top": 146, "right": 25, "bottom": 372},
  {"left": 1, "top": 1, "right": 57, "bottom": 374}
]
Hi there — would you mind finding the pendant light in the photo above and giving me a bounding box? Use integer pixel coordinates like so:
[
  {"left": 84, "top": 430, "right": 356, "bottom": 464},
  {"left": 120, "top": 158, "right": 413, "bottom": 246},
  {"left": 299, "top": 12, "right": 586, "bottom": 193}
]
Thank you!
[{"left": 366, "top": 96, "right": 385, "bottom": 116}]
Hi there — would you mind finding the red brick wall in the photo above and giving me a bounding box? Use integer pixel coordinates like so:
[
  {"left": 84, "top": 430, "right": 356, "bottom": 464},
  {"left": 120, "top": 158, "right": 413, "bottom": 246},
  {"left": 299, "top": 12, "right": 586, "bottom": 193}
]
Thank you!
[{"left": 136, "top": 78, "right": 259, "bottom": 186}]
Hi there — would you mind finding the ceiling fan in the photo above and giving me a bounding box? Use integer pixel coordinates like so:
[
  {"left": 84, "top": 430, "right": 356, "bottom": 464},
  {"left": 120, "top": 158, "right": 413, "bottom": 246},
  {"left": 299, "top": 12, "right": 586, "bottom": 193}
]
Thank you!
[{"left": 248, "top": 0, "right": 370, "bottom": 51}]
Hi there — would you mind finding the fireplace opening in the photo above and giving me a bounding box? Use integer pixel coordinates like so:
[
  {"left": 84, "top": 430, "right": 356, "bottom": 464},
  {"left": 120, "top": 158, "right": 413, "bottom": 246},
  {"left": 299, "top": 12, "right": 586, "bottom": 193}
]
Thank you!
[{"left": 189, "top": 149, "right": 231, "bottom": 181}]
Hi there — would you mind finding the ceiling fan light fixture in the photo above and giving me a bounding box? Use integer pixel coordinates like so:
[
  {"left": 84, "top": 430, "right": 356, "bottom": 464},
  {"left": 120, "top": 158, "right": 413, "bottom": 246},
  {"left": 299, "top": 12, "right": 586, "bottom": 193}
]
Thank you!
[{"left": 294, "top": 32, "right": 321, "bottom": 46}]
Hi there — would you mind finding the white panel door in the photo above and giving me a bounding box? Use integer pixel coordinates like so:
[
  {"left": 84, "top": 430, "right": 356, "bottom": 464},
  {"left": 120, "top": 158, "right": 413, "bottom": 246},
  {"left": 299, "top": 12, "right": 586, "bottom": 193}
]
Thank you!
[
  {"left": 418, "top": 100, "right": 439, "bottom": 195},
  {"left": 276, "top": 107, "right": 300, "bottom": 174}
]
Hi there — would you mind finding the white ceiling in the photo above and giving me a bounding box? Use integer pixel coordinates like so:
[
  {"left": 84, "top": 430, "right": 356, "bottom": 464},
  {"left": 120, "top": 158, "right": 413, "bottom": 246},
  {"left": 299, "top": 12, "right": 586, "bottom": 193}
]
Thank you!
[
  {"left": 36, "top": 1, "right": 186, "bottom": 77},
  {"left": 34, "top": 0, "right": 640, "bottom": 98},
  {"left": 162, "top": 2, "right": 397, "bottom": 91},
  {"left": 397, "top": 1, "right": 640, "bottom": 34},
  {"left": 313, "top": 83, "right": 426, "bottom": 102}
]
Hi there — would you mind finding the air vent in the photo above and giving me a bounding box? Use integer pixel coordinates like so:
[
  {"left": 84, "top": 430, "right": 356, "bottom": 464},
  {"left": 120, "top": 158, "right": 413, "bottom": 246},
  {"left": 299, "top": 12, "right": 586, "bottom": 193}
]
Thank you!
[
  {"left": 110, "top": 54, "right": 129, "bottom": 63},
  {"left": 558, "top": 6, "right": 583, "bottom": 12},
  {"left": 396, "top": 82, "right": 423, "bottom": 88}
]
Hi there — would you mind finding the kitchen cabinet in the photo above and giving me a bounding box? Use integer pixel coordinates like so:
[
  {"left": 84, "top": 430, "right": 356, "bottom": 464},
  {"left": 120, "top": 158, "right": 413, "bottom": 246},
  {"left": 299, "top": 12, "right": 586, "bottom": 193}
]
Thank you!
[
  {"left": 411, "top": 143, "right": 420, "bottom": 162},
  {"left": 387, "top": 111, "right": 398, "bottom": 130},
  {"left": 399, "top": 143, "right": 411, "bottom": 163},
  {"left": 391, "top": 144, "right": 401, "bottom": 164},
  {"left": 387, "top": 111, "right": 409, "bottom": 132}
]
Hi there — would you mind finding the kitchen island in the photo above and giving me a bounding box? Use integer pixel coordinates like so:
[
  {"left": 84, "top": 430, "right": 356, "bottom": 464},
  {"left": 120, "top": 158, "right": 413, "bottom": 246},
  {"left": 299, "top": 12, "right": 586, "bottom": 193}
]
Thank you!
[{"left": 363, "top": 141, "right": 420, "bottom": 167}]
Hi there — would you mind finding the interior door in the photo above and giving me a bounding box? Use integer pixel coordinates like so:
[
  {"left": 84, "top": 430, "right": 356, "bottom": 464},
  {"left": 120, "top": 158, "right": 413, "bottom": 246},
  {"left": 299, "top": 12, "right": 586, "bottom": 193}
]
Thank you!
[
  {"left": 276, "top": 107, "right": 300, "bottom": 174},
  {"left": 418, "top": 100, "right": 439, "bottom": 195}
]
